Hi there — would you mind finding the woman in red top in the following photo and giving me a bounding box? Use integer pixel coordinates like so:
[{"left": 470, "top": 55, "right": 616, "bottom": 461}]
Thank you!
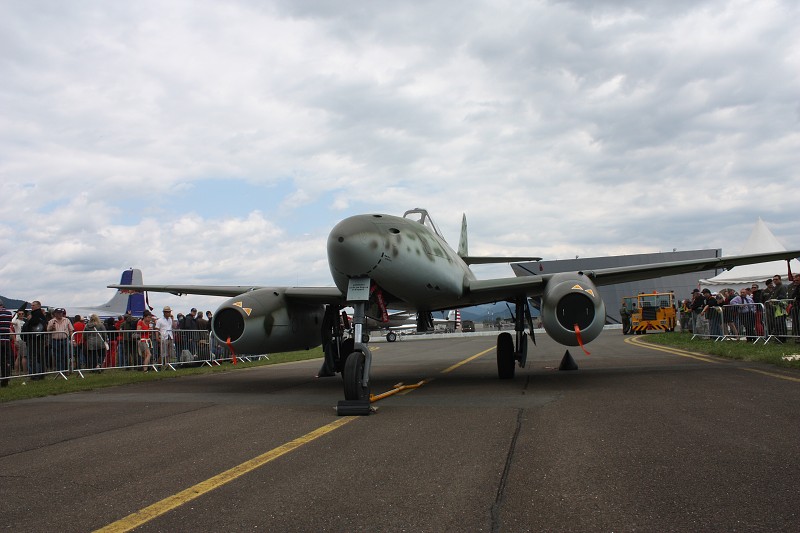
[{"left": 137, "top": 310, "right": 155, "bottom": 370}]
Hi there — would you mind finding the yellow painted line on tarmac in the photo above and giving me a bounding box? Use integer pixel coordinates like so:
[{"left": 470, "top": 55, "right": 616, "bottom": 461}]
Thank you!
[
  {"left": 95, "top": 416, "right": 357, "bottom": 533},
  {"left": 625, "top": 336, "right": 721, "bottom": 364},
  {"left": 441, "top": 347, "right": 494, "bottom": 374},
  {"left": 741, "top": 368, "right": 800, "bottom": 383}
]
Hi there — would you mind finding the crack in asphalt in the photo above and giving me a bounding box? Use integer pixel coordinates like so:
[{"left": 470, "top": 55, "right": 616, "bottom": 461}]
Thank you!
[{"left": 490, "top": 407, "right": 524, "bottom": 533}]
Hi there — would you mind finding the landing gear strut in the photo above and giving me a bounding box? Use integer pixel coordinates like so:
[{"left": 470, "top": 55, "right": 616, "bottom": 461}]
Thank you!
[
  {"left": 342, "top": 279, "right": 373, "bottom": 401},
  {"left": 496, "top": 298, "right": 535, "bottom": 379},
  {"left": 318, "top": 306, "right": 352, "bottom": 377}
]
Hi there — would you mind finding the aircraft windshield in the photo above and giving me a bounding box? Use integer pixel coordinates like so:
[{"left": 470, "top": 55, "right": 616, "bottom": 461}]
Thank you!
[{"left": 403, "top": 208, "right": 446, "bottom": 241}]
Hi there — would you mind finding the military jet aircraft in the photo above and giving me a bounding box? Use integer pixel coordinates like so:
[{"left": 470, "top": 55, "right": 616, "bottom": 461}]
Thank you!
[{"left": 111, "top": 208, "right": 800, "bottom": 402}]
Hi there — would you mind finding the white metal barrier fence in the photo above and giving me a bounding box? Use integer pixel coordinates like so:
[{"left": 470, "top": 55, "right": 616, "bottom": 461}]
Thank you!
[{"left": 1, "top": 329, "right": 264, "bottom": 382}]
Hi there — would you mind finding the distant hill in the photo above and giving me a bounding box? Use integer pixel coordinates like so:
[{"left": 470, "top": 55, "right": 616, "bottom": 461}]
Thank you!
[
  {"left": 458, "top": 302, "right": 515, "bottom": 322},
  {"left": 0, "top": 294, "right": 28, "bottom": 311}
]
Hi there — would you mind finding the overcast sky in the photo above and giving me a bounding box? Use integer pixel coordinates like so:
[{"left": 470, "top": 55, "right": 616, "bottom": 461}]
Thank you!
[{"left": 1, "top": 0, "right": 799, "bottom": 314}]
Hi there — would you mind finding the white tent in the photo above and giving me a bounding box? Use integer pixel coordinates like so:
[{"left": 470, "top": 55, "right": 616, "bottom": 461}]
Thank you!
[{"left": 699, "top": 218, "right": 800, "bottom": 292}]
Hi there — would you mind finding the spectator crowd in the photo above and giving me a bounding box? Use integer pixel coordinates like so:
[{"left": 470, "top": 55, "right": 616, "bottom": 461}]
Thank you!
[
  {"left": 679, "top": 273, "right": 800, "bottom": 342},
  {"left": 0, "top": 300, "right": 216, "bottom": 384}
]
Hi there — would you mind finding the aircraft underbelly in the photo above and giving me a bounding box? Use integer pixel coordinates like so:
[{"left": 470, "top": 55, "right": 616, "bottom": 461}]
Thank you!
[{"left": 375, "top": 252, "right": 463, "bottom": 308}]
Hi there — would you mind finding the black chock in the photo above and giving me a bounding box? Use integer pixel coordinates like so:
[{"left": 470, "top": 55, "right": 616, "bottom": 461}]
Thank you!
[
  {"left": 558, "top": 350, "right": 579, "bottom": 371},
  {"left": 336, "top": 400, "right": 372, "bottom": 416}
]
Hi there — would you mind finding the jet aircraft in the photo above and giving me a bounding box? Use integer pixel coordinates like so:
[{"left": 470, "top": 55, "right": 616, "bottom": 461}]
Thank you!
[{"left": 111, "top": 209, "right": 800, "bottom": 402}]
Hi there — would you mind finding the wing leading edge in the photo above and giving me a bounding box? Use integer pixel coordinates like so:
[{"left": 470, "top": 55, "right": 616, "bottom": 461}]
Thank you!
[{"left": 107, "top": 284, "right": 344, "bottom": 305}]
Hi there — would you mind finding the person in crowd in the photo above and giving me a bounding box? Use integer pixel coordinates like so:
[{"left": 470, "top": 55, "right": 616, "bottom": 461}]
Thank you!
[
  {"left": 205, "top": 311, "right": 213, "bottom": 331},
  {"left": 790, "top": 277, "right": 800, "bottom": 342},
  {"left": 772, "top": 275, "right": 788, "bottom": 300},
  {"left": 102, "top": 316, "right": 117, "bottom": 367},
  {"left": 22, "top": 301, "right": 47, "bottom": 379},
  {"left": 730, "top": 288, "right": 753, "bottom": 339},
  {"left": 762, "top": 278, "right": 774, "bottom": 302},
  {"left": 196, "top": 310, "right": 208, "bottom": 331},
  {"left": 679, "top": 298, "right": 692, "bottom": 332},
  {"left": 118, "top": 311, "right": 139, "bottom": 368},
  {"left": 195, "top": 310, "right": 210, "bottom": 358},
  {"left": 750, "top": 283, "right": 765, "bottom": 337},
  {"left": 751, "top": 283, "right": 762, "bottom": 303},
  {"left": 73, "top": 315, "right": 85, "bottom": 369},
  {"left": 84, "top": 314, "right": 107, "bottom": 370},
  {"left": 47, "top": 308, "right": 74, "bottom": 372},
  {"left": 700, "top": 289, "right": 722, "bottom": 337},
  {"left": 0, "top": 299, "right": 13, "bottom": 387},
  {"left": 719, "top": 289, "right": 738, "bottom": 338},
  {"left": 767, "top": 275, "right": 788, "bottom": 341},
  {"left": 690, "top": 289, "right": 705, "bottom": 333},
  {"left": 156, "top": 306, "right": 176, "bottom": 366},
  {"left": 136, "top": 310, "right": 155, "bottom": 370},
  {"left": 180, "top": 308, "right": 200, "bottom": 355},
  {"left": 619, "top": 299, "right": 631, "bottom": 335},
  {"left": 12, "top": 309, "right": 27, "bottom": 374}
]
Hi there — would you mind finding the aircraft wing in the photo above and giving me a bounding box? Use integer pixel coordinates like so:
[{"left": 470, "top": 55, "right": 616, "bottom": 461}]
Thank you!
[
  {"left": 464, "top": 249, "right": 800, "bottom": 304},
  {"left": 107, "top": 284, "right": 344, "bottom": 305},
  {"left": 461, "top": 256, "right": 542, "bottom": 265}
]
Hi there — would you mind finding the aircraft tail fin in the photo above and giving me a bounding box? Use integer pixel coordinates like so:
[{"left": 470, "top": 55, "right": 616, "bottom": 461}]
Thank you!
[
  {"left": 458, "top": 213, "right": 542, "bottom": 265},
  {"left": 447, "top": 309, "right": 461, "bottom": 330},
  {"left": 98, "top": 269, "right": 148, "bottom": 316},
  {"left": 458, "top": 214, "right": 469, "bottom": 258}
]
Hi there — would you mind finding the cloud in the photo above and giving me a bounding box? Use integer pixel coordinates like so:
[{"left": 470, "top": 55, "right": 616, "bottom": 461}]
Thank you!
[{"left": 1, "top": 0, "right": 799, "bottom": 313}]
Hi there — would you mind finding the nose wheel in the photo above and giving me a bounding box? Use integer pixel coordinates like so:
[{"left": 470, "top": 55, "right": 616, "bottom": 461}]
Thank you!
[
  {"left": 341, "top": 283, "right": 373, "bottom": 402},
  {"left": 343, "top": 350, "right": 369, "bottom": 400}
]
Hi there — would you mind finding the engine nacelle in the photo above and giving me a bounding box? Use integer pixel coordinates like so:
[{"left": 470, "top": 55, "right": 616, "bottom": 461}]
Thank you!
[
  {"left": 211, "top": 288, "right": 325, "bottom": 354},
  {"left": 540, "top": 272, "right": 605, "bottom": 346}
]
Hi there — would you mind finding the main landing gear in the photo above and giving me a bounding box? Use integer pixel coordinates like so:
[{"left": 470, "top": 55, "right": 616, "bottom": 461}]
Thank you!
[{"left": 497, "top": 298, "right": 534, "bottom": 379}]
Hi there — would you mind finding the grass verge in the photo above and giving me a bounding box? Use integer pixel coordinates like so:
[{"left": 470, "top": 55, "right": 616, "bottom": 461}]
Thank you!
[
  {"left": 638, "top": 333, "right": 800, "bottom": 369},
  {"left": 0, "top": 347, "right": 324, "bottom": 404}
]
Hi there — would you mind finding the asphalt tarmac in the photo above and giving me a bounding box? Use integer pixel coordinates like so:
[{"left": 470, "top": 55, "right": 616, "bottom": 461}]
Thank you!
[{"left": 1, "top": 333, "right": 799, "bottom": 532}]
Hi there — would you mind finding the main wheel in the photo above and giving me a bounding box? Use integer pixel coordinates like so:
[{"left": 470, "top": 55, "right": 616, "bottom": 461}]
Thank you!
[
  {"left": 497, "top": 332, "right": 515, "bottom": 379},
  {"left": 343, "top": 351, "right": 369, "bottom": 400},
  {"left": 386, "top": 331, "right": 397, "bottom": 342}
]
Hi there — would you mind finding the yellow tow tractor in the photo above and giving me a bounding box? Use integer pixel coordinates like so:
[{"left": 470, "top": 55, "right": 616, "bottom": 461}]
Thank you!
[{"left": 625, "top": 291, "right": 676, "bottom": 334}]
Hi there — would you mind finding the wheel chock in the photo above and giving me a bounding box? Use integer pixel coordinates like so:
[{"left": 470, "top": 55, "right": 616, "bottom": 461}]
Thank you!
[{"left": 335, "top": 400, "right": 372, "bottom": 416}]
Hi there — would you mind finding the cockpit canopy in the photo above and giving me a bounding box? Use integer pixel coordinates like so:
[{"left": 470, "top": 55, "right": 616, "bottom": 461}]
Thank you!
[{"left": 403, "top": 208, "right": 446, "bottom": 241}]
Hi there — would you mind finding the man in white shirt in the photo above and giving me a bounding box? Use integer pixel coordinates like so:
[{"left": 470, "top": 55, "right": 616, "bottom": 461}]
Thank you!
[{"left": 155, "top": 306, "right": 175, "bottom": 366}]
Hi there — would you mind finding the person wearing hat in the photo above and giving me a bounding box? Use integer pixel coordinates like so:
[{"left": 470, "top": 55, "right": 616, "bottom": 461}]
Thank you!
[
  {"left": 47, "top": 307, "right": 74, "bottom": 372},
  {"left": 0, "top": 299, "right": 13, "bottom": 387},
  {"left": 155, "top": 306, "right": 175, "bottom": 367}
]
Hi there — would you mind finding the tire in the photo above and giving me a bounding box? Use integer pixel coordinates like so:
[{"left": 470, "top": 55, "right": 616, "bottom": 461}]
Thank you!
[
  {"left": 386, "top": 331, "right": 397, "bottom": 342},
  {"left": 497, "top": 332, "right": 515, "bottom": 379},
  {"left": 343, "top": 351, "right": 369, "bottom": 401},
  {"left": 335, "top": 338, "right": 355, "bottom": 374}
]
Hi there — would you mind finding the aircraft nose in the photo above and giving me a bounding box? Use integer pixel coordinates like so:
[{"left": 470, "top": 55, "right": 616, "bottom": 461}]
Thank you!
[{"left": 327, "top": 215, "right": 385, "bottom": 278}]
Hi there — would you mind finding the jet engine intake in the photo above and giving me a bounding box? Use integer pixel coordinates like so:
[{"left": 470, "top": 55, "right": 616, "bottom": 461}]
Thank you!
[
  {"left": 540, "top": 272, "right": 605, "bottom": 346},
  {"left": 211, "top": 288, "right": 325, "bottom": 354}
]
